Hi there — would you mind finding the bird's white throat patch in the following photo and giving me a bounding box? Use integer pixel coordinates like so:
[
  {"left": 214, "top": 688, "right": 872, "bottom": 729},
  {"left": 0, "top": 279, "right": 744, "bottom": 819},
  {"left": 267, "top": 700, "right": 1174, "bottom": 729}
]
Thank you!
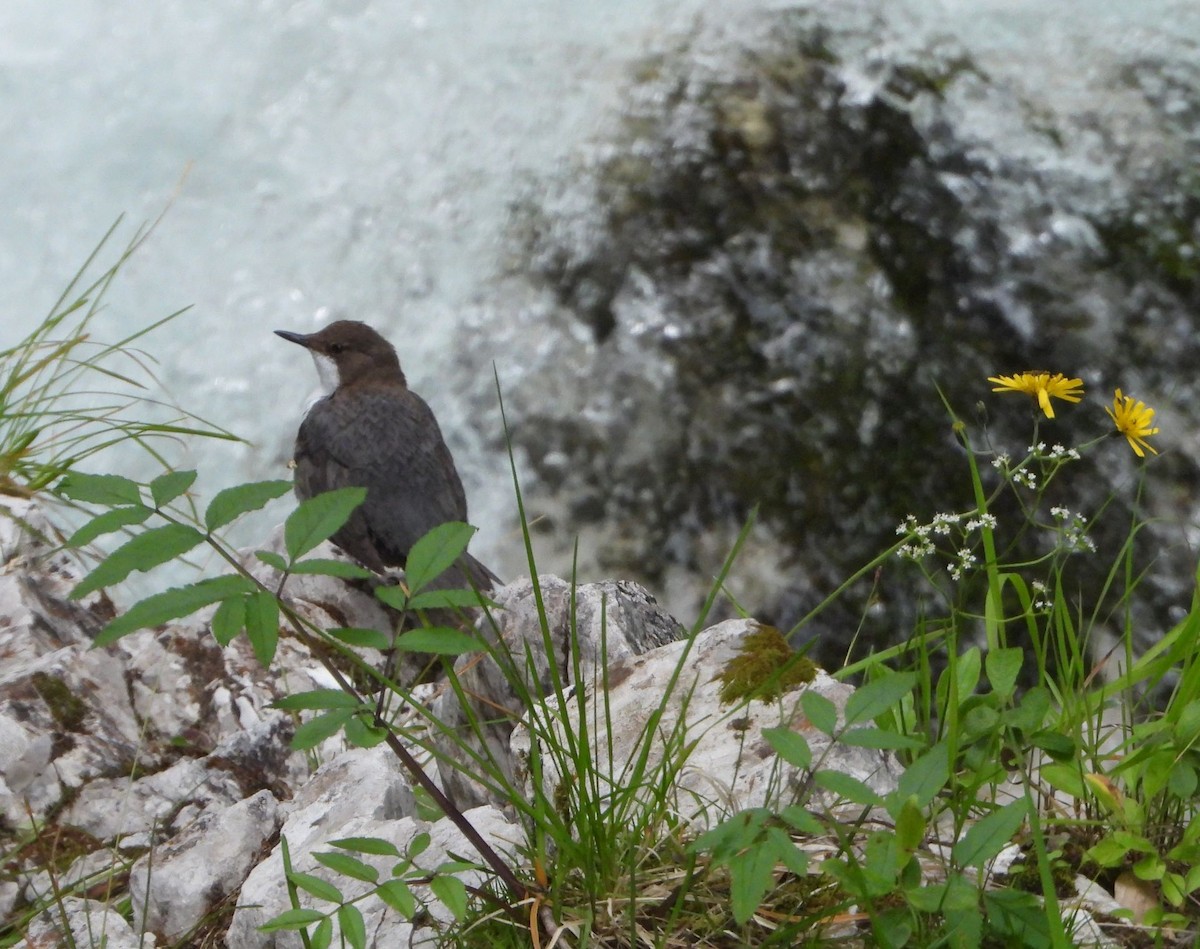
[{"left": 310, "top": 352, "right": 340, "bottom": 395}]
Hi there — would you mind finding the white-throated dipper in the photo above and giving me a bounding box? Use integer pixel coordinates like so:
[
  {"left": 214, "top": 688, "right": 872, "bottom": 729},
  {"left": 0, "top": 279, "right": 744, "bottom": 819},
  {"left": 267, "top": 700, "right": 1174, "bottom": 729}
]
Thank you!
[{"left": 275, "top": 319, "right": 497, "bottom": 593}]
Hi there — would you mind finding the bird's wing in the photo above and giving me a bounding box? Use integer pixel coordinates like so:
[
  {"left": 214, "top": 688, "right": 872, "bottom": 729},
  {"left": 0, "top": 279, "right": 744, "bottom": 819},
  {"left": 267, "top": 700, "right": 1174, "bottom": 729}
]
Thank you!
[{"left": 295, "top": 388, "right": 469, "bottom": 568}]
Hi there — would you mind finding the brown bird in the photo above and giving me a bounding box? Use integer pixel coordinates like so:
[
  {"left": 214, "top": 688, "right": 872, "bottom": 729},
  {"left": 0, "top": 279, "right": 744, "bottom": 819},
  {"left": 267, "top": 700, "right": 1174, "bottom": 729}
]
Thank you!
[{"left": 275, "top": 320, "right": 497, "bottom": 593}]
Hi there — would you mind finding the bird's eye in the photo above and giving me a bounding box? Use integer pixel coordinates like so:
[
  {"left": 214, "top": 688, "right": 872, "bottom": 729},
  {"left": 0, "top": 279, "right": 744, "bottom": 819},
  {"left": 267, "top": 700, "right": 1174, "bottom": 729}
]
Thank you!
[{"left": 329, "top": 343, "right": 345, "bottom": 355}]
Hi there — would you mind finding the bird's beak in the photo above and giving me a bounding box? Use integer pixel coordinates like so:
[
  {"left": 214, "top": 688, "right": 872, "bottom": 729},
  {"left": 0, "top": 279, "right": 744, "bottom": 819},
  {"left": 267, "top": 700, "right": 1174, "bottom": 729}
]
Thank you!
[{"left": 274, "top": 329, "right": 312, "bottom": 348}]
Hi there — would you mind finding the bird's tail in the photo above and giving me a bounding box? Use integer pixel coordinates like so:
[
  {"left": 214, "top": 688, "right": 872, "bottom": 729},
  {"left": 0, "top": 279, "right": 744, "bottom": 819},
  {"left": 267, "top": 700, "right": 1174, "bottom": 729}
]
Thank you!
[{"left": 457, "top": 552, "right": 501, "bottom": 592}]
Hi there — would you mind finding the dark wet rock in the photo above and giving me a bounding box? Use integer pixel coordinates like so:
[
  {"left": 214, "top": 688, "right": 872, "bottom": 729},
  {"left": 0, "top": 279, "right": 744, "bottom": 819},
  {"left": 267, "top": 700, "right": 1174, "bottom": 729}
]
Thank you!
[{"left": 471, "top": 8, "right": 1200, "bottom": 661}]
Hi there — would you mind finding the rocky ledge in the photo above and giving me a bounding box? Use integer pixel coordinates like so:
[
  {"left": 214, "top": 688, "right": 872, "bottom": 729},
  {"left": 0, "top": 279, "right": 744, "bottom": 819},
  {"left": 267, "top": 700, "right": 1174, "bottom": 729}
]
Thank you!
[{"left": 0, "top": 498, "right": 906, "bottom": 947}]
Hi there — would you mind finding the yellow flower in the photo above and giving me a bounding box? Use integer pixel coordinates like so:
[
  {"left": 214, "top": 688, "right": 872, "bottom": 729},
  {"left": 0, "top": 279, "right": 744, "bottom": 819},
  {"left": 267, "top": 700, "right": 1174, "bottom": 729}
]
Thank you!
[
  {"left": 988, "top": 372, "right": 1085, "bottom": 419},
  {"left": 1106, "top": 389, "right": 1160, "bottom": 458}
]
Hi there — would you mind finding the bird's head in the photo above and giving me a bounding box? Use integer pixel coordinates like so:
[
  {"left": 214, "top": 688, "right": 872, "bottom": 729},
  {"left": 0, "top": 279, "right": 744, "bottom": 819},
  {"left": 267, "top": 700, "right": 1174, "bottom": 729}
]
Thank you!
[{"left": 275, "top": 320, "right": 406, "bottom": 393}]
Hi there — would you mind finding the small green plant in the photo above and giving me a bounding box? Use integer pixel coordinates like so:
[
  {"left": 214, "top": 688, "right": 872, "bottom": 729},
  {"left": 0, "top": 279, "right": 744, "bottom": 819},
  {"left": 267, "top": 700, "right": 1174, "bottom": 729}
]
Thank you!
[
  {"left": 0, "top": 218, "right": 236, "bottom": 503},
  {"left": 262, "top": 833, "right": 475, "bottom": 947}
]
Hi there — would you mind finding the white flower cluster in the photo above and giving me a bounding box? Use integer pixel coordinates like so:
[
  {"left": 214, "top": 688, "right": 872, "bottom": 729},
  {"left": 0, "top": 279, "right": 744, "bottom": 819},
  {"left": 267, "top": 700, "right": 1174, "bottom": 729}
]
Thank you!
[
  {"left": 1050, "top": 506, "right": 1096, "bottom": 553},
  {"left": 895, "top": 511, "right": 997, "bottom": 581},
  {"left": 992, "top": 442, "right": 1081, "bottom": 492},
  {"left": 1042, "top": 443, "right": 1081, "bottom": 462},
  {"left": 1012, "top": 467, "right": 1038, "bottom": 489},
  {"left": 1031, "top": 579, "right": 1052, "bottom": 612}
]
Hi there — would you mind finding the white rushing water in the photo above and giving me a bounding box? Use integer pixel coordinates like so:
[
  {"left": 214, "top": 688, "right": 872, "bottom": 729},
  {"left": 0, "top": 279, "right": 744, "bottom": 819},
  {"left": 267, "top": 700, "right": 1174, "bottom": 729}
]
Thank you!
[
  {"left": 1, "top": 0, "right": 1198, "bottom": 586},
  {"left": 0, "top": 0, "right": 725, "bottom": 573}
]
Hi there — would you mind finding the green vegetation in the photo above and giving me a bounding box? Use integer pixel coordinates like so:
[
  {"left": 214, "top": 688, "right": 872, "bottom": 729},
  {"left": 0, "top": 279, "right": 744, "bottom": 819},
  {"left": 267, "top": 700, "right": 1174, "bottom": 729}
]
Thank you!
[{"left": 2, "top": 244, "right": 1197, "bottom": 948}]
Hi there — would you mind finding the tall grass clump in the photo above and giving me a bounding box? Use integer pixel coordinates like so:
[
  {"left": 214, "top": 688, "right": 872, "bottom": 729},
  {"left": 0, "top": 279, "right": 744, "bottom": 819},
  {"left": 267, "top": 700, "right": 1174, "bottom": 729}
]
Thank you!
[{"left": 0, "top": 216, "right": 236, "bottom": 506}]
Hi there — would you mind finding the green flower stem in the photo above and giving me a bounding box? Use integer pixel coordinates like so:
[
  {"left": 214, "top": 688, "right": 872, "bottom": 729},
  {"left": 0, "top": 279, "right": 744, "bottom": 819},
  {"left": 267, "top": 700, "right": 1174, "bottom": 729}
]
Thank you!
[{"left": 956, "top": 424, "right": 1004, "bottom": 651}]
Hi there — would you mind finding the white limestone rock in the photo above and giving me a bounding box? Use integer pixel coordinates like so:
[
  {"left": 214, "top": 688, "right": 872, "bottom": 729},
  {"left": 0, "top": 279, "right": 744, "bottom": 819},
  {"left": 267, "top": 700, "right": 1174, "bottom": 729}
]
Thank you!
[
  {"left": 512, "top": 618, "right": 903, "bottom": 830},
  {"left": 129, "top": 788, "right": 281, "bottom": 941}
]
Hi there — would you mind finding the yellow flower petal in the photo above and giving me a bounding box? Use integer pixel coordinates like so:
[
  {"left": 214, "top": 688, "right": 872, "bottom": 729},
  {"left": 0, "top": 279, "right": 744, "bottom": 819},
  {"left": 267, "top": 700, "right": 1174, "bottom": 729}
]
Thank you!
[
  {"left": 989, "top": 371, "right": 1084, "bottom": 419},
  {"left": 1106, "top": 388, "right": 1160, "bottom": 458}
]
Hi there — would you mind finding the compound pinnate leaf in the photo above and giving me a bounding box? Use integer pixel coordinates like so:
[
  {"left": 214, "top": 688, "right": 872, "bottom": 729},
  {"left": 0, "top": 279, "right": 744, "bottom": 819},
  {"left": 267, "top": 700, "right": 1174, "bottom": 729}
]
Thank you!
[{"left": 94, "top": 575, "right": 253, "bottom": 645}]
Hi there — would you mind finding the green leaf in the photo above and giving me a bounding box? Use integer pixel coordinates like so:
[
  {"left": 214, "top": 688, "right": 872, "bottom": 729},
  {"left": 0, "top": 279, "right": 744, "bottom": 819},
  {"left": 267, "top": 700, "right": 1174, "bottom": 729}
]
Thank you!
[
  {"left": 67, "top": 505, "right": 153, "bottom": 547},
  {"left": 1133, "top": 853, "right": 1165, "bottom": 882},
  {"left": 314, "top": 852, "right": 379, "bottom": 884},
  {"left": 328, "top": 627, "right": 391, "bottom": 650},
  {"left": 407, "top": 833, "right": 431, "bottom": 859},
  {"left": 944, "top": 907, "right": 983, "bottom": 949},
  {"left": 394, "top": 629, "right": 484, "bottom": 655},
  {"left": 1003, "top": 685, "right": 1051, "bottom": 734},
  {"left": 729, "top": 839, "right": 778, "bottom": 924},
  {"left": 205, "top": 479, "right": 293, "bottom": 531},
  {"left": 985, "top": 646, "right": 1024, "bottom": 699},
  {"left": 763, "top": 726, "right": 811, "bottom": 769},
  {"left": 1039, "top": 761, "right": 1086, "bottom": 800},
  {"left": 801, "top": 690, "right": 838, "bottom": 736},
  {"left": 72, "top": 523, "right": 207, "bottom": 598},
  {"left": 57, "top": 472, "right": 142, "bottom": 506},
  {"left": 343, "top": 714, "right": 388, "bottom": 748},
  {"left": 376, "top": 880, "right": 417, "bottom": 918},
  {"left": 778, "top": 805, "right": 823, "bottom": 835},
  {"left": 768, "top": 826, "right": 808, "bottom": 877},
  {"left": 895, "top": 796, "right": 926, "bottom": 852},
  {"left": 844, "top": 672, "right": 918, "bottom": 727},
  {"left": 289, "top": 558, "right": 374, "bottom": 579},
  {"left": 244, "top": 590, "right": 279, "bottom": 667},
  {"left": 373, "top": 584, "right": 409, "bottom": 610},
  {"left": 150, "top": 469, "right": 197, "bottom": 507},
  {"left": 839, "top": 727, "right": 924, "bottom": 751},
  {"left": 289, "top": 870, "right": 344, "bottom": 904},
  {"left": 211, "top": 594, "right": 246, "bottom": 646},
  {"left": 906, "top": 880, "right": 948, "bottom": 913},
  {"left": 337, "top": 903, "right": 366, "bottom": 949},
  {"left": 955, "top": 646, "right": 982, "bottom": 698},
  {"left": 1086, "top": 836, "right": 1136, "bottom": 868},
  {"left": 292, "top": 709, "right": 355, "bottom": 750},
  {"left": 311, "top": 917, "right": 333, "bottom": 949},
  {"left": 259, "top": 908, "right": 328, "bottom": 931},
  {"left": 284, "top": 487, "right": 366, "bottom": 560},
  {"left": 942, "top": 873, "right": 980, "bottom": 912},
  {"left": 402, "top": 521, "right": 475, "bottom": 593},
  {"left": 1162, "top": 870, "right": 1186, "bottom": 907},
  {"left": 689, "top": 810, "right": 766, "bottom": 861},
  {"left": 813, "top": 770, "right": 881, "bottom": 807},
  {"left": 981, "top": 890, "right": 1049, "bottom": 945},
  {"left": 331, "top": 837, "right": 402, "bottom": 857},
  {"left": 953, "top": 799, "right": 1027, "bottom": 868},
  {"left": 1169, "top": 760, "right": 1198, "bottom": 798},
  {"left": 255, "top": 550, "right": 288, "bottom": 571},
  {"left": 1174, "top": 699, "right": 1200, "bottom": 744},
  {"left": 94, "top": 575, "right": 253, "bottom": 645},
  {"left": 429, "top": 874, "right": 468, "bottom": 921},
  {"left": 1031, "top": 730, "right": 1076, "bottom": 761},
  {"left": 961, "top": 702, "right": 1001, "bottom": 739},
  {"left": 274, "top": 689, "right": 362, "bottom": 711},
  {"left": 897, "top": 742, "right": 950, "bottom": 808}
]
